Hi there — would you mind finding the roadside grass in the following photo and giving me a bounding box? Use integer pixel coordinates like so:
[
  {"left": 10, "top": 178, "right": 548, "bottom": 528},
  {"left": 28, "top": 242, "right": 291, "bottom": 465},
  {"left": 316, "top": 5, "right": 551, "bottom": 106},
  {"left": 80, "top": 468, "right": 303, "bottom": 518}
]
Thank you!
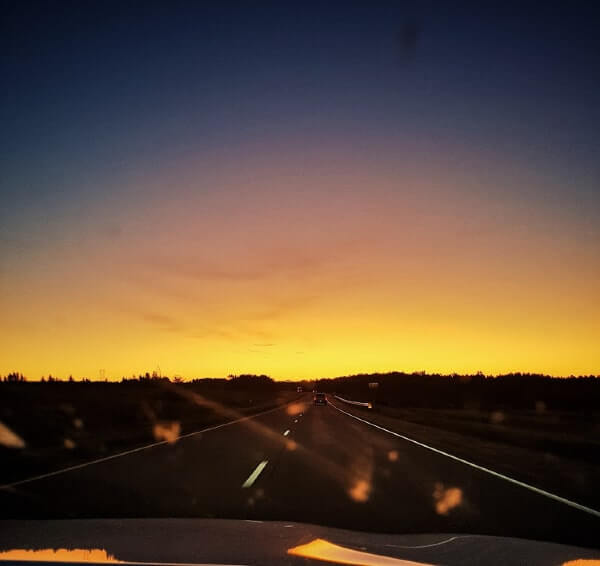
[
  {"left": 376, "top": 406, "right": 600, "bottom": 464},
  {"left": 333, "top": 400, "right": 600, "bottom": 510}
]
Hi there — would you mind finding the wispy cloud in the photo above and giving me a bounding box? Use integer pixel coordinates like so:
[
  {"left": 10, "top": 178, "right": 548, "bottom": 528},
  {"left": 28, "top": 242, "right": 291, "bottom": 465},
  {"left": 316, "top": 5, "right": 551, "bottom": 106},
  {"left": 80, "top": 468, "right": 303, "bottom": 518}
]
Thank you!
[
  {"left": 126, "top": 306, "right": 279, "bottom": 345},
  {"left": 146, "top": 238, "right": 369, "bottom": 285},
  {"left": 137, "top": 312, "right": 184, "bottom": 334}
]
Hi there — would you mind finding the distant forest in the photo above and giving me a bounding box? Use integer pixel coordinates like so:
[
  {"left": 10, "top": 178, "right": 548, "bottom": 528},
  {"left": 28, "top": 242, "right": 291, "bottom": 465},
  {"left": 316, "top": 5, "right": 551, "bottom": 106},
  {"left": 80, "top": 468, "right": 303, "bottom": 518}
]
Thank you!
[
  {"left": 2, "top": 370, "right": 599, "bottom": 412},
  {"left": 314, "top": 372, "right": 600, "bottom": 412}
]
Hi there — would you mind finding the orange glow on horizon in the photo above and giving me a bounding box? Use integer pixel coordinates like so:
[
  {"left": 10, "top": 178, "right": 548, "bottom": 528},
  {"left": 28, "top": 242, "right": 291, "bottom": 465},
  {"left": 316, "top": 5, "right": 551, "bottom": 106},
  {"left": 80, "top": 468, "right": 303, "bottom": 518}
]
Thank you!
[{"left": 1, "top": 148, "right": 598, "bottom": 380}]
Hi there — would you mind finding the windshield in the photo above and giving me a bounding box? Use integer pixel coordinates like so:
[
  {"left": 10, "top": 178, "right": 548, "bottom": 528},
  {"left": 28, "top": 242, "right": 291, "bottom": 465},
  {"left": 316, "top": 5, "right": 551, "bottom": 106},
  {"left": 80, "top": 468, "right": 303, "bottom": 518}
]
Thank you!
[{"left": 1, "top": 0, "right": 599, "bottom": 562}]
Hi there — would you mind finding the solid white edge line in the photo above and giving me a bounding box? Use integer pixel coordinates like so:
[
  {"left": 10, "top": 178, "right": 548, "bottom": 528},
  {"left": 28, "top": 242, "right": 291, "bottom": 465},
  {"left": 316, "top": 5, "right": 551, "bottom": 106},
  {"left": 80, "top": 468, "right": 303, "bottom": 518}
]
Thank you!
[
  {"left": 242, "top": 460, "right": 268, "bottom": 488},
  {"left": 328, "top": 399, "right": 600, "bottom": 519},
  {"left": 1, "top": 402, "right": 292, "bottom": 490}
]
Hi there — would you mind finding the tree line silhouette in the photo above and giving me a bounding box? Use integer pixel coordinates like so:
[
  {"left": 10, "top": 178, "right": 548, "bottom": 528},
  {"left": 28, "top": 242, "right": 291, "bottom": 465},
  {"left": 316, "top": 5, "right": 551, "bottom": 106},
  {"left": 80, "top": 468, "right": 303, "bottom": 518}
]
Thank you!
[
  {"left": 2, "top": 370, "right": 599, "bottom": 411},
  {"left": 313, "top": 372, "right": 600, "bottom": 412},
  {"left": 1, "top": 372, "right": 285, "bottom": 391}
]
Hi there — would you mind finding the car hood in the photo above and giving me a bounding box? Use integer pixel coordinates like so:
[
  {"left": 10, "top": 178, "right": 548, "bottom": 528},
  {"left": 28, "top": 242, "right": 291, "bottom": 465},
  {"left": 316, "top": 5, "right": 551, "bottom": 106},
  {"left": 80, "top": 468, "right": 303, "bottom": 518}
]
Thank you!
[{"left": 0, "top": 518, "right": 597, "bottom": 566}]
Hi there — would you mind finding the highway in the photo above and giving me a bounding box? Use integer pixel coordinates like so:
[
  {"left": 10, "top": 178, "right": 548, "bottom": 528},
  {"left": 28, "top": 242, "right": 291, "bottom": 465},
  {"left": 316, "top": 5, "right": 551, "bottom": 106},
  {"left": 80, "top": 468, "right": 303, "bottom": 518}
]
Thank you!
[{"left": 1, "top": 394, "right": 598, "bottom": 548}]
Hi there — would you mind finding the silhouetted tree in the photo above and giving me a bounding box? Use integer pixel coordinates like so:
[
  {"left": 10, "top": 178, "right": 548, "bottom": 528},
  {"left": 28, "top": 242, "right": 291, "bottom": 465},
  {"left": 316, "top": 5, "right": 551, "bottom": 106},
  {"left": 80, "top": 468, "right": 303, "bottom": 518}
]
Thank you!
[{"left": 5, "top": 372, "right": 26, "bottom": 382}]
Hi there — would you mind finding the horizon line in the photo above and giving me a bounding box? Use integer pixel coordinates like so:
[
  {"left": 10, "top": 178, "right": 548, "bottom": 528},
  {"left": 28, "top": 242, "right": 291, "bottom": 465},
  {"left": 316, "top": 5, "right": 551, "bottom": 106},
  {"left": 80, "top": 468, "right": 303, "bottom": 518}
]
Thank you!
[{"left": 3, "top": 370, "right": 600, "bottom": 383}]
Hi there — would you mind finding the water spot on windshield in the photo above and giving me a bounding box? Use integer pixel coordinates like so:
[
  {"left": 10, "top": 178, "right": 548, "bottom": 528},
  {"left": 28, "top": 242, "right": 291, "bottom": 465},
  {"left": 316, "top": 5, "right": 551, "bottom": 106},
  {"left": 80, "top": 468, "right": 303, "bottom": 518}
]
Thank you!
[
  {"left": 490, "top": 411, "right": 504, "bottom": 424},
  {"left": 153, "top": 421, "right": 181, "bottom": 443},
  {"left": 348, "top": 479, "right": 371, "bottom": 503},
  {"left": 433, "top": 482, "right": 463, "bottom": 515},
  {"left": 387, "top": 450, "right": 399, "bottom": 462},
  {"left": 347, "top": 442, "right": 374, "bottom": 503},
  {"left": 286, "top": 402, "right": 306, "bottom": 416},
  {"left": 0, "top": 421, "right": 26, "bottom": 449},
  {"left": 59, "top": 403, "right": 75, "bottom": 415},
  {"left": 246, "top": 487, "right": 265, "bottom": 507}
]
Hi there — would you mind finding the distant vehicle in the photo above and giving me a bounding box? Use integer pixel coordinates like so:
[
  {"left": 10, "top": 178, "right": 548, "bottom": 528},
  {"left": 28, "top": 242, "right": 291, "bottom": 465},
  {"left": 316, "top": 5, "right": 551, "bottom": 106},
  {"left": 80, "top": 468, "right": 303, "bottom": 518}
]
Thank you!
[
  {"left": 296, "top": 386, "right": 303, "bottom": 393},
  {"left": 313, "top": 392, "right": 327, "bottom": 405}
]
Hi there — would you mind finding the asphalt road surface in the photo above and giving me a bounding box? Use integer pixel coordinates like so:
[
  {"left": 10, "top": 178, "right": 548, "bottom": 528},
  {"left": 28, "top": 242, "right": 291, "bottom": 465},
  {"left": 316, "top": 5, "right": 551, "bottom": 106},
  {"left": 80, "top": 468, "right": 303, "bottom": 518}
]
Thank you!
[{"left": 1, "top": 394, "right": 598, "bottom": 548}]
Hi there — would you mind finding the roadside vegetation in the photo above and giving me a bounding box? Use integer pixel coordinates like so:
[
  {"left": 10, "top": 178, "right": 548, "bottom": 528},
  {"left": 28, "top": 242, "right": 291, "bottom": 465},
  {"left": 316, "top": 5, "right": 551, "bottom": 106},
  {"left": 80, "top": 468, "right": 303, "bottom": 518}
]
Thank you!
[
  {"left": 315, "top": 372, "right": 600, "bottom": 508},
  {"left": 2, "top": 371, "right": 599, "bottom": 508},
  {"left": 0, "top": 374, "right": 297, "bottom": 485}
]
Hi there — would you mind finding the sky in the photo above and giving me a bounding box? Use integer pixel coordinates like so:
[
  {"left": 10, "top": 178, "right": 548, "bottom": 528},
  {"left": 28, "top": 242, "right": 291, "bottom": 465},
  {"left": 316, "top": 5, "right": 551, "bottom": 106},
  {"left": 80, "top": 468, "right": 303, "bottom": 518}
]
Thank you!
[{"left": 1, "top": 0, "right": 599, "bottom": 380}]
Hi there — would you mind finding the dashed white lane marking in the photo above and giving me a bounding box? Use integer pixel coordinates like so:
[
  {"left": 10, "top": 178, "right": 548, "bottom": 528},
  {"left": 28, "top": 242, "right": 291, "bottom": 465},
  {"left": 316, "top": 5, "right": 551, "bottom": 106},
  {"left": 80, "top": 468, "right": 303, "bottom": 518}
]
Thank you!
[
  {"left": 2, "top": 403, "right": 292, "bottom": 490},
  {"left": 242, "top": 460, "right": 269, "bottom": 488},
  {"left": 294, "top": 419, "right": 298, "bottom": 423},
  {"left": 283, "top": 429, "right": 290, "bottom": 436},
  {"left": 328, "top": 400, "right": 600, "bottom": 519}
]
